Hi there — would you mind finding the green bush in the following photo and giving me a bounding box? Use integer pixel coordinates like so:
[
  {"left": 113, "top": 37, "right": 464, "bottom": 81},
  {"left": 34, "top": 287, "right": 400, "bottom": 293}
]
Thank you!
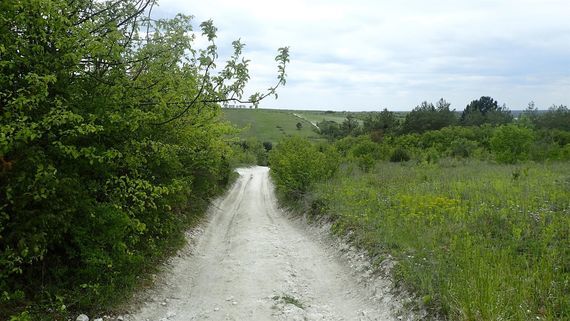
[
  {"left": 490, "top": 125, "right": 534, "bottom": 164},
  {"left": 232, "top": 138, "right": 269, "bottom": 166},
  {"left": 390, "top": 147, "right": 411, "bottom": 162},
  {"left": 448, "top": 138, "right": 478, "bottom": 158},
  {"left": 269, "top": 136, "right": 338, "bottom": 199}
]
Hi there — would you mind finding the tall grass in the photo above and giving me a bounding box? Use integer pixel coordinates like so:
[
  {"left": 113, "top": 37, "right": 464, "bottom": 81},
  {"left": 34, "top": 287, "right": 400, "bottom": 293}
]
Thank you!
[{"left": 312, "top": 161, "right": 569, "bottom": 320}]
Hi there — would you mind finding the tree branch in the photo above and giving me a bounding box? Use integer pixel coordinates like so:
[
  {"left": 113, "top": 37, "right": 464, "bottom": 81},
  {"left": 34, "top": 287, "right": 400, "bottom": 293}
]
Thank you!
[{"left": 151, "top": 60, "right": 215, "bottom": 126}]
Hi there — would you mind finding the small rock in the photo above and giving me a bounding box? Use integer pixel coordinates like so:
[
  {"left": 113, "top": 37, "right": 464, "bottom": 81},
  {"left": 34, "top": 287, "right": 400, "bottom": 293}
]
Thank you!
[
  {"left": 161, "top": 301, "right": 167, "bottom": 306},
  {"left": 232, "top": 301, "right": 238, "bottom": 305},
  {"left": 93, "top": 318, "right": 103, "bottom": 321},
  {"left": 76, "top": 314, "right": 89, "bottom": 321},
  {"left": 117, "top": 316, "right": 124, "bottom": 321},
  {"left": 214, "top": 307, "right": 220, "bottom": 311},
  {"left": 167, "top": 312, "right": 176, "bottom": 319}
]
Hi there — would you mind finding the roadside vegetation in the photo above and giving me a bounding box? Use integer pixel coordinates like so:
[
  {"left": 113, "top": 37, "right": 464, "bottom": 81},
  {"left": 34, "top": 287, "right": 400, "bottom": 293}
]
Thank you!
[
  {"left": 269, "top": 100, "right": 570, "bottom": 320},
  {"left": 0, "top": 0, "right": 287, "bottom": 319}
]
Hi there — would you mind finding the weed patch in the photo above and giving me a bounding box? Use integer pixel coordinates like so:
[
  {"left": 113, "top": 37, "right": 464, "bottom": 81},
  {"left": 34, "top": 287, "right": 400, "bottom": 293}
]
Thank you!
[{"left": 272, "top": 294, "right": 305, "bottom": 309}]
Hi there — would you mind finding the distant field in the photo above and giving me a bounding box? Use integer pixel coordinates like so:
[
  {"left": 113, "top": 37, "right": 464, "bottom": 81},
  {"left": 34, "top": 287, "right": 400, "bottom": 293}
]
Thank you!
[
  {"left": 297, "top": 110, "right": 408, "bottom": 124},
  {"left": 221, "top": 108, "right": 411, "bottom": 143},
  {"left": 295, "top": 111, "right": 352, "bottom": 124},
  {"left": 221, "top": 108, "right": 323, "bottom": 144}
]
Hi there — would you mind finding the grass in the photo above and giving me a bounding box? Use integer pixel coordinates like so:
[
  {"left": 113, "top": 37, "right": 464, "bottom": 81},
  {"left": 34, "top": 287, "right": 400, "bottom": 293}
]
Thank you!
[
  {"left": 272, "top": 294, "right": 305, "bottom": 309},
  {"left": 221, "top": 108, "right": 323, "bottom": 144},
  {"left": 310, "top": 160, "right": 570, "bottom": 320},
  {"left": 295, "top": 110, "right": 352, "bottom": 124},
  {"left": 295, "top": 110, "right": 409, "bottom": 125}
]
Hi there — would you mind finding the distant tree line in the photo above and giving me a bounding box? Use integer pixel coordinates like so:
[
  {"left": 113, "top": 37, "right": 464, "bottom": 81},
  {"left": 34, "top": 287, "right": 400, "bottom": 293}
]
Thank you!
[{"left": 317, "top": 96, "right": 569, "bottom": 140}]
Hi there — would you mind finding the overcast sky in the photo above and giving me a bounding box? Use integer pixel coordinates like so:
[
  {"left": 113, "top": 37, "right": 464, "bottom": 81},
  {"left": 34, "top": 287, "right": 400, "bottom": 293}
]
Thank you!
[{"left": 154, "top": 0, "right": 570, "bottom": 111}]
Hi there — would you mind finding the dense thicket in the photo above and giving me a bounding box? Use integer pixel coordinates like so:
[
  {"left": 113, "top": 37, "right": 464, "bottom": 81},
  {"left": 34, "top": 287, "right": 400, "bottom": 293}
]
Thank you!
[{"left": 0, "top": 0, "right": 287, "bottom": 317}]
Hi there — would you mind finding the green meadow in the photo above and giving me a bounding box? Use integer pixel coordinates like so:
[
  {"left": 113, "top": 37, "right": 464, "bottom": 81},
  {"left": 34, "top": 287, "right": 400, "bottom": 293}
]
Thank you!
[
  {"left": 222, "top": 108, "right": 322, "bottom": 144},
  {"left": 314, "top": 161, "right": 569, "bottom": 320}
]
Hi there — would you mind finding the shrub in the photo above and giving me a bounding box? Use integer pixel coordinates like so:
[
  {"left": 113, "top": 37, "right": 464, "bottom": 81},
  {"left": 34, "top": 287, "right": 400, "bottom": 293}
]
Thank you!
[
  {"left": 448, "top": 138, "right": 478, "bottom": 158},
  {"left": 262, "top": 141, "right": 273, "bottom": 152},
  {"left": 490, "top": 125, "right": 534, "bottom": 164},
  {"left": 269, "top": 137, "right": 338, "bottom": 199},
  {"left": 390, "top": 147, "right": 411, "bottom": 162}
]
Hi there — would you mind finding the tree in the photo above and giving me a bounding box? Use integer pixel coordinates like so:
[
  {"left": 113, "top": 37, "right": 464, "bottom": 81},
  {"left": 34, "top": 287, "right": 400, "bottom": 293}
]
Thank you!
[
  {"left": 401, "top": 98, "right": 456, "bottom": 133},
  {"left": 317, "top": 120, "right": 342, "bottom": 140},
  {"left": 341, "top": 114, "right": 360, "bottom": 136},
  {"left": 460, "top": 96, "right": 512, "bottom": 126},
  {"left": 0, "top": 0, "right": 288, "bottom": 316},
  {"left": 363, "top": 108, "right": 399, "bottom": 134},
  {"left": 521, "top": 101, "right": 539, "bottom": 125},
  {"left": 533, "top": 105, "right": 570, "bottom": 131},
  {"left": 296, "top": 122, "right": 303, "bottom": 130}
]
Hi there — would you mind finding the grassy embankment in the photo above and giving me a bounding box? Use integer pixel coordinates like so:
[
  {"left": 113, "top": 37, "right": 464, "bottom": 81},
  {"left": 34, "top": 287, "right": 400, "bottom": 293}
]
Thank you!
[{"left": 310, "top": 161, "right": 569, "bottom": 320}]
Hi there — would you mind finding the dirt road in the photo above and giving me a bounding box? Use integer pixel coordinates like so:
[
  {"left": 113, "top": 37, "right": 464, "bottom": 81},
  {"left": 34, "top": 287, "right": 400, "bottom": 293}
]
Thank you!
[{"left": 127, "top": 166, "right": 403, "bottom": 321}]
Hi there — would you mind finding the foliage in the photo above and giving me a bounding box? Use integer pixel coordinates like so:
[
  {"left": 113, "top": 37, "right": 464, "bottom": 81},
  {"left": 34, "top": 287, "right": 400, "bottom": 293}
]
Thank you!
[
  {"left": 460, "top": 96, "right": 513, "bottom": 126},
  {"left": 490, "top": 125, "right": 534, "bottom": 164},
  {"left": 231, "top": 138, "right": 269, "bottom": 166},
  {"left": 363, "top": 108, "right": 399, "bottom": 135},
  {"left": 340, "top": 114, "right": 361, "bottom": 136},
  {"left": 0, "top": 0, "right": 287, "bottom": 317},
  {"left": 262, "top": 141, "right": 273, "bottom": 152},
  {"left": 342, "top": 137, "right": 388, "bottom": 172},
  {"left": 400, "top": 99, "right": 457, "bottom": 134},
  {"left": 531, "top": 105, "right": 570, "bottom": 131},
  {"left": 269, "top": 137, "right": 338, "bottom": 200},
  {"left": 313, "top": 121, "right": 568, "bottom": 164},
  {"left": 317, "top": 120, "right": 343, "bottom": 140},
  {"left": 389, "top": 147, "right": 411, "bottom": 162}
]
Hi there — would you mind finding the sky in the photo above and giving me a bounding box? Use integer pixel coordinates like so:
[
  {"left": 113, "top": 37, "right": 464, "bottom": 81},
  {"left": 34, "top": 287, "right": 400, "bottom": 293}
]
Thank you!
[{"left": 153, "top": 0, "right": 570, "bottom": 111}]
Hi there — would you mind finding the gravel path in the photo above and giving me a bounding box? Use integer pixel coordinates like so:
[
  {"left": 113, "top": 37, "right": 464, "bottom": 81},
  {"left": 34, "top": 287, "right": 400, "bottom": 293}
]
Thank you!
[{"left": 126, "top": 166, "right": 405, "bottom": 321}]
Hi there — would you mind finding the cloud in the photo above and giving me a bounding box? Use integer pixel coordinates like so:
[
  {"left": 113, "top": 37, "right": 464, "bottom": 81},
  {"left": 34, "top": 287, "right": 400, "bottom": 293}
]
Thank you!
[{"left": 154, "top": 0, "right": 570, "bottom": 110}]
